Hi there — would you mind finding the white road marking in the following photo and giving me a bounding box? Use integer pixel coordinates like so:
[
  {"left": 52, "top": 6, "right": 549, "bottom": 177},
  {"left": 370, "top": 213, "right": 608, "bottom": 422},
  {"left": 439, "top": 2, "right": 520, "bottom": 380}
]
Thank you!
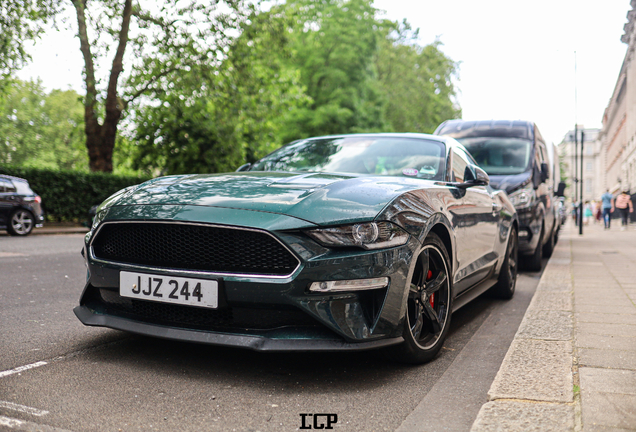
[
  {"left": 0, "top": 401, "right": 49, "bottom": 417},
  {"left": 0, "top": 252, "right": 26, "bottom": 258},
  {"left": 0, "top": 361, "right": 48, "bottom": 379},
  {"left": 0, "top": 416, "right": 23, "bottom": 428},
  {"left": 1, "top": 338, "right": 128, "bottom": 382},
  {"left": 0, "top": 415, "right": 76, "bottom": 432}
]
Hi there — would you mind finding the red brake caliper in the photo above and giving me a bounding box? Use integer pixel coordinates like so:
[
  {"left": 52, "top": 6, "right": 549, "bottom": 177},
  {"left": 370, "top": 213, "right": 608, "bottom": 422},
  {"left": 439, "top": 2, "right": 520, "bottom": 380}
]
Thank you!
[{"left": 427, "top": 270, "right": 434, "bottom": 307}]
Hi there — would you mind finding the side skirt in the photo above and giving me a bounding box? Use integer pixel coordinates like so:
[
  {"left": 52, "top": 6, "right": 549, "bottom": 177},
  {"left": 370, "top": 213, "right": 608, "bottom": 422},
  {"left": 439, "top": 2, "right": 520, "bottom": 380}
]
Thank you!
[{"left": 451, "top": 278, "right": 497, "bottom": 313}]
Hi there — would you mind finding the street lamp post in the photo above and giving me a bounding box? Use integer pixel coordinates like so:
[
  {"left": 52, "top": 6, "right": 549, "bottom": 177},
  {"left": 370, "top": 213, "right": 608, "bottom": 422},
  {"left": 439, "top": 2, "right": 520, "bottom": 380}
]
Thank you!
[
  {"left": 579, "top": 131, "right": 585, "bottom": 235},
  {"left": 574, "top": 125, "right": 579, "bottom": 227}
]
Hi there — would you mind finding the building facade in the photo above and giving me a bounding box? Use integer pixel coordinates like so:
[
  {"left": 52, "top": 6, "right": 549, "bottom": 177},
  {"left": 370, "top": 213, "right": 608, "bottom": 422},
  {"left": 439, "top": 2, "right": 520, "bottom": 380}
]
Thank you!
[
  {"left": 601, "top": 0, "right": 636, "bottom": 195},
  {"left": 559, "top": 127, "right": 602, "bottom": 203}
]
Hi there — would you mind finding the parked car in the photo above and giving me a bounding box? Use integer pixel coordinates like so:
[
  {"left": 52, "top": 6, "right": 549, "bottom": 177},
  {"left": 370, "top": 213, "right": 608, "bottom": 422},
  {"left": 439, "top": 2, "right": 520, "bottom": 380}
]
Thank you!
[
  {"left": 557, "top": 197, "right": 568, "bottom": 225},
  {"left": 0, "top": 175, "right": 44, "bottom": 236},
  {"left": 435, "top": 120, "right": 563, "bottom": 271},
  {"left": 75, "top": 133, "right": 518, "bottom": 364}
]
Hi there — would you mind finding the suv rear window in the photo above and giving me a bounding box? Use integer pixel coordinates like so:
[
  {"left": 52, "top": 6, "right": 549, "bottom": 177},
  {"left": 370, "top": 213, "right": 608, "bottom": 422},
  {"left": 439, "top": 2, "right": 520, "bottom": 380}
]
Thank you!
[{"left": 13, "top": 180, "right": 34, "bottom": 195}]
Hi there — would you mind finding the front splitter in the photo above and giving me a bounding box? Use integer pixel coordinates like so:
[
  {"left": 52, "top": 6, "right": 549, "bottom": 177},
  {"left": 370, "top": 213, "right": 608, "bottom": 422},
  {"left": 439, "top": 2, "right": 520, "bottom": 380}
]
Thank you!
[{"left": 73, "top": 305, "right": 403, "bottom": 352}]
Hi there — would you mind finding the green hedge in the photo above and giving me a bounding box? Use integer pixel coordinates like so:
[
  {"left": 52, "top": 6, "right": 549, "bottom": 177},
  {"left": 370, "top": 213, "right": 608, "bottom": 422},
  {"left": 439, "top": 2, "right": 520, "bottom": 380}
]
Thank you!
[{"left": 0, "top": 165, "right": 151, "bottom": 222}]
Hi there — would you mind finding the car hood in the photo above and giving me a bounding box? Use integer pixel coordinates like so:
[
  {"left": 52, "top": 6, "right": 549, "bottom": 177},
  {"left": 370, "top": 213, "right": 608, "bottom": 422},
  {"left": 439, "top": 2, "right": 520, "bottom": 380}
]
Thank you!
[
  {"left": 488, "top": 171, "right": 532, "bottom": 194},
  {"left": 104, "top": 172, "right": 434, "bottom": 226}
]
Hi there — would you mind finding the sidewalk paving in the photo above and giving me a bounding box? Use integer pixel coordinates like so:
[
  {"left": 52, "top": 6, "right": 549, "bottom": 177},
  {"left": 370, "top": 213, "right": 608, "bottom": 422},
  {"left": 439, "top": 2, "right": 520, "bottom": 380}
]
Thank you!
[{"left": 472, "top": 221, "right": 636, "bottom": 431}]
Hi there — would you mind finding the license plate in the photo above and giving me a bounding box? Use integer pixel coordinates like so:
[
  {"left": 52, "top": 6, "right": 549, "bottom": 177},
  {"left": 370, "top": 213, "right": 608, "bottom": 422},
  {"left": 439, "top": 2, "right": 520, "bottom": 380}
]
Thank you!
[{"left": 120, "top": 271, "right": 218, "bottom": 308}]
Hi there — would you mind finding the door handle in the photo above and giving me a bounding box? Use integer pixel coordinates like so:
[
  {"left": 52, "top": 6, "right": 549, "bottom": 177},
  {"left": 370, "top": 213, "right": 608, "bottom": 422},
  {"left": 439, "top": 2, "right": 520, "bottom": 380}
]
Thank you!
[{"left": 492, "top": 202, "right": 502, "bottom": 213}]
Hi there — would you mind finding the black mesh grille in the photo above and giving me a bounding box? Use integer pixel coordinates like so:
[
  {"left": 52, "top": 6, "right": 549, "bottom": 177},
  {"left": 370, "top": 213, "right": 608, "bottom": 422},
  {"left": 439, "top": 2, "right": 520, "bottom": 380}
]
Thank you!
[
  {"left": 96, "top": 289, "right": 319, "bottom": 331},
  {"left": 92, "top": 222, "right": 299, "bottom": 276}
]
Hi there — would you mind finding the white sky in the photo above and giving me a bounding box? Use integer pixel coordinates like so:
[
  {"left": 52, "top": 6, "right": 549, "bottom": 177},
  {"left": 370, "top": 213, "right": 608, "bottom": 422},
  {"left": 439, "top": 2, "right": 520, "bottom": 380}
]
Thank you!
[{"left": 18, "top": 0, "right": 632, "bottom": 145}]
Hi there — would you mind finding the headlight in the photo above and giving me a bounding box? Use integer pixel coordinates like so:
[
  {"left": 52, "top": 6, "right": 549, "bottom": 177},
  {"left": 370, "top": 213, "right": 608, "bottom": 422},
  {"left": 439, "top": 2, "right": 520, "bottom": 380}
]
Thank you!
[
  {"left": 508, "top": 183, "right": 535, "bottom": 209},
  {"left": 306, "top": 221, "right": 409, "bottom": 250},
  {"left": 91, "top": 209, "right": 107, "bottom": 230}
]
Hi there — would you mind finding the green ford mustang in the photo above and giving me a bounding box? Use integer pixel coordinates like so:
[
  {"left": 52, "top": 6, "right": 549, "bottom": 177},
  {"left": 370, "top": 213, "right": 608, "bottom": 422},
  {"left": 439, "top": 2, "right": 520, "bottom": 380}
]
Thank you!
[{"left": 75, "top": 133, "right": 518, "bottom": 364}]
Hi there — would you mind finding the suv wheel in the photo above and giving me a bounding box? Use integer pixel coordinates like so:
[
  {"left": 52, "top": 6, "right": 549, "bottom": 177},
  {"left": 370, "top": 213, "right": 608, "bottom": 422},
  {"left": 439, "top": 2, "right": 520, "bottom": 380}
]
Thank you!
[{"left": 7, "top": 209, "right": 35, "bottom": 236}]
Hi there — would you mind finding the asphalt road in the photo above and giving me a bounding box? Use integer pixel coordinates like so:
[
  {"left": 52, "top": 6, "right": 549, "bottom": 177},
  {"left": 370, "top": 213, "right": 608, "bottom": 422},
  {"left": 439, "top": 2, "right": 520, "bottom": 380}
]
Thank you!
[{"left": 0, "top": 233, "right": 544, "bottom": 432}]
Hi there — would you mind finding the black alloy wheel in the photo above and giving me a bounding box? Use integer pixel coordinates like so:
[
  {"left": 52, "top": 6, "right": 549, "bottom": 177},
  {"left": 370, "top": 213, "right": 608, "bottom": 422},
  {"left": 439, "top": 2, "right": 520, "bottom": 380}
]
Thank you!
[
  {"left": 491, "top": 226, "right": 518, "bottom": 299},
  {"left": 389, "top": 232, "right": 452, "bottom": 364},
  {"left": 7, "top": 209, "right": 35, "bottom": 236}
]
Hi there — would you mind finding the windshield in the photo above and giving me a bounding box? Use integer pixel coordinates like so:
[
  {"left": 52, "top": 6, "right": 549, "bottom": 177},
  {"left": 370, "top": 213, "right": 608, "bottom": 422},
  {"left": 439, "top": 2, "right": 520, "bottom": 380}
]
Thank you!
[
  {"left": 250, "top": 136, "right": 446, "bottom": 180},
  {"left": 456, "top": 137, "right": 533, "bottom": 175}
]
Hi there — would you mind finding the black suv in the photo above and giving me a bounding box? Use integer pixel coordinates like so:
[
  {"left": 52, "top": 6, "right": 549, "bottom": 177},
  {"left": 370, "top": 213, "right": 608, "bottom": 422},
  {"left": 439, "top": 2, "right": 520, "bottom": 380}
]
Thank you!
[
  {"left": 435, "top": 120, "right": 563, "bottom": 271},
  {"left": 0, "top": 175, "right": 44, "bottom": 236}
]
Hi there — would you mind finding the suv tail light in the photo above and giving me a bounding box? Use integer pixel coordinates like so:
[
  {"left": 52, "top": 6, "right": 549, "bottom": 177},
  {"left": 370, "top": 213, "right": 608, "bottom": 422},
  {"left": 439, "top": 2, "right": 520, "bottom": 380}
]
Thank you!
[{"left": 34, "top": 195, "right": 42, "bottom": 204}]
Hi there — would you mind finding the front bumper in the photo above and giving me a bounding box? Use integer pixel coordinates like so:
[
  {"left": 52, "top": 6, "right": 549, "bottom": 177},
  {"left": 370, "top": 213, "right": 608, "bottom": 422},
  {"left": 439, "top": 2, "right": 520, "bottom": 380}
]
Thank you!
[{"left": 77, "top": 213, "right": 418, "bottom": 351}]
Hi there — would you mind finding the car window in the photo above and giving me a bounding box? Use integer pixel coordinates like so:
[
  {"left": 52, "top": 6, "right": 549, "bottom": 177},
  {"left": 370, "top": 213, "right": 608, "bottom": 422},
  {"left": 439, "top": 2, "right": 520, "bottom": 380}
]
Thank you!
[
  {"left": 0, "top": 178, "right": 17, "bottom": 193},
  {"left": 456, "top": 137, "right": 533, "bottom": 175},
  {"left": 451, "top": 148, "right": 469, "bottom": 182},
  {"left": 13, "top": 180, "right": 32, "bottom": 195},
  {"left": 250, "top": 137, "right": 447, "bottom": 180},
  {"left": 457, "top": 146, "right": 478, "bottom": 166},
  {"left": 538, "top": 143, "right": 548, "bottom": 164}
]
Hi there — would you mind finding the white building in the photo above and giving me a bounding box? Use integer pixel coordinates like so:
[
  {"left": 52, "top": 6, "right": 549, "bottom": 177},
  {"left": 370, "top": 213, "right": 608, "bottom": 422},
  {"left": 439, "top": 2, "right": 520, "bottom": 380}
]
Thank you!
[
  {"left": 600, "top": 0, "right": 636, "bottom": 195},
  {"left": 559, "top": 127, "right": 602, "bottom": 203}
]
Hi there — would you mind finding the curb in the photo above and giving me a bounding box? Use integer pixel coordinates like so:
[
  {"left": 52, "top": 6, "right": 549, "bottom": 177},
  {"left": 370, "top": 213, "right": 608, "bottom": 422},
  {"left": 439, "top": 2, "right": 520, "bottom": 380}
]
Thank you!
[
  {"left": 33, "top": 224, "right": 89, "bottom": 236},
  {"left": 470, "top": 228, "right": 577, "bottom": 431}
]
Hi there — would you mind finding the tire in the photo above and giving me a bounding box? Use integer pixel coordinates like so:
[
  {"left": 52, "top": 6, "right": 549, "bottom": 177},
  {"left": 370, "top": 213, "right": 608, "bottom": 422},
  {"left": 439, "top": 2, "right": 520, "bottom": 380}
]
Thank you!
[
  {"left": 388, "top": 232, "right": 453, "bottom": 364},
  {"left": 542, "top": 225, "right": 556, "bottom": 258},
  {"left": 7, "top": 209, "right": 35, "bottom": 236},
  {"left": 524, "top": 224, "right": 543, "bottom": 272},
  {"left": 491, "top": 226, "right": 518, "bottom": 299}
]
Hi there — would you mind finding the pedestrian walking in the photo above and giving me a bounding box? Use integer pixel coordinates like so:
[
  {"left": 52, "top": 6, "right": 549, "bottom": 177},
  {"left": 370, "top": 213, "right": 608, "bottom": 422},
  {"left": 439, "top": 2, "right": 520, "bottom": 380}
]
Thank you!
[
  {"left": 594, "top": 201, "right": 602, "bottom": 224},
  {"left": 584, "top": 201, "right": 593, "bottom": 225},
  {"left": 613, "top": 190, "right": 634, "bottom": 230},
  {"left": 601, "top": 189, "right": 614, "bottom": 229}
]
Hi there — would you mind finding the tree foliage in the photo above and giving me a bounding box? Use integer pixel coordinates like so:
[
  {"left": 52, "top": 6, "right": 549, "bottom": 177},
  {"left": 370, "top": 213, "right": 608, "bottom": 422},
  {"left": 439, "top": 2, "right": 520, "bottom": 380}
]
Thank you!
[
  {"left": 7, "top": 0, "right": 461, "bottom": 176},
  {"left": 131, "top": 7, "right": 310, "bottom": 175},
  {"left": 377, "top": 20, "right": 461, "bottom": 133},
  {"left": 0, "top": 79, "right": 86, "bottom": 170},
  {"left": 68, "top": 0, "right": 251, "bottom": 172},
  {"left": 278, "top": 0, "right": 388, "bottom": 140},
  {"left": 0, "top": 0, "right": 61, "bottom": 81}
]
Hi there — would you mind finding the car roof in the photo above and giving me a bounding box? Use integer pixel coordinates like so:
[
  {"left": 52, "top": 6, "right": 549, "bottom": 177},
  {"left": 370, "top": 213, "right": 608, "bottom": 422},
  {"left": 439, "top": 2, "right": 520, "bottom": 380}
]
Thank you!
[
  {"left": 0, "top": 174, "right": 28, "bottom": 183},
  {"left": 434, "top": 120, "right": 536, "bottom": 141}
]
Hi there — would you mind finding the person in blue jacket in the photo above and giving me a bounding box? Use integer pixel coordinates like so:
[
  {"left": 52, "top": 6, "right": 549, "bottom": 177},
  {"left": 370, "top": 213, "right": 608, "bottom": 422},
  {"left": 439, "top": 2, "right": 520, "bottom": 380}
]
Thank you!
[{"left": 601, "top": 189, "right": 614, "bottom": 229}]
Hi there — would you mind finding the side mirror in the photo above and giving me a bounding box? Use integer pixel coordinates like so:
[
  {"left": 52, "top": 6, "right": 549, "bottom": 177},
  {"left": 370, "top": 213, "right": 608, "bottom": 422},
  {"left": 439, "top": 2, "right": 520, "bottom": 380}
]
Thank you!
[
  {"left": 473, "top": 165, "right": 490, "bottom": 186},
  {"left": 236, "top": 163, "right": 252, "bottom": 172},
  {"left": 556, "top": 181, "right": 566, "bottom": 197},
  {"left": 540, "top": 162, "right": 550, "bottom": 182},
  {"left": 457, "top": 164, "right": 490, "bottom": 188}
]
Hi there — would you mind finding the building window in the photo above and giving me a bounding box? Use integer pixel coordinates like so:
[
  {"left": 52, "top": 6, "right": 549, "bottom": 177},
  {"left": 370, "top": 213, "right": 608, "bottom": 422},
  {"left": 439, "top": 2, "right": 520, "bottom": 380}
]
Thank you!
[
  {"left": 586, "top": 162, "right": 593, "bottom": 171},
  {"left": 586, "top": 182, "right": 592, "bottom": 193}
]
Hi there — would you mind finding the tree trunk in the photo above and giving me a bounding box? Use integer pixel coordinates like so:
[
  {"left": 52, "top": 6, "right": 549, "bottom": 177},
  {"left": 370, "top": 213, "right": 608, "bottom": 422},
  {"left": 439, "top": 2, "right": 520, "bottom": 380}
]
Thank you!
[
  {"left": 73, "top": 0, "right": 132, "bottom": 173},
  {"left": 85, "top": 122, "right": 117, "bottom": 173}
]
